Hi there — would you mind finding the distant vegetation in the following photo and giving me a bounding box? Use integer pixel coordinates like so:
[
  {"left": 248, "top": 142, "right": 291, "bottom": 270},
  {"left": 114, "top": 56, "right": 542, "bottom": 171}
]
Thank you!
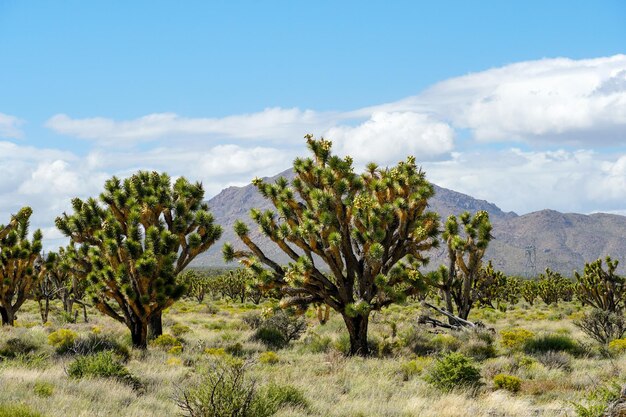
[{"left": 0, "top": 136, "right": 625, "bottom": 416}]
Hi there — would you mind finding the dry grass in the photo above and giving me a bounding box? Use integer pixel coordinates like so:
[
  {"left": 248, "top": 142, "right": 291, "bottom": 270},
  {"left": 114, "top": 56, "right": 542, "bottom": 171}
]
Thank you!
[{"left": 0, "top": 299, "right": 624, "bottom": 417}]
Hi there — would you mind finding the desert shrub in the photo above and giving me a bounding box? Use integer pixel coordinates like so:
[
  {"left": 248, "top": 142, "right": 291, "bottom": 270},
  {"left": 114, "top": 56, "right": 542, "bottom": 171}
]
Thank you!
[
  {"left": 399, "top": 358, "right": 431, "bottom": 381},
  {"left": 431, "top": 334, "right": 461, "bottom": 352},
  {"left": 251, "top": 312, "right": 306, "bottom": 349},
  {"left": 33, "top": 381, "right": 54, "bottom": 398},
  {"left": 7, "top": 353, "right": 49, "bottom": 369},
  {"left": 424, "top": 352, "right": 482, "bottom": 392},
  {"left": 176, "top": 360, "right": 307, "bottom": 417},
  {"left": 67, "top": 351, "right": 141, "bottom": 389},
  {"left": 0, "top": 337, "right": 40, "bottom": 358},
  {"left": 261, "top": 383, "right": 309, "bottom": 411},
  {"left": 608, "top": 338, "right": 626, "bottom": 355},
  {"left": 500, "top": 328, "right": 535, "bottom": 350},
  {"left": 536, "top": 351, "right": 572, "bottom": 370},
  {"left": 572, "top": 380, "right": 623, "bottom": 417},
  {"left": 258, "top": 351, "right": 280, "bottom": 365},
  {"left": 253, "top": 327, "right": 286, "bottom": 349},
  {"left": 47, "top": 329, "right": 78, "bottom": 353},
  {"left": 301, "top": 333, "right": 332, "bottom": 353},
  {"left": 460, "top": 339, "right": 497, "bottom": 361},
  {"left": 171, "top": 323, "right": 192, "bottom": 337},
  {"left": 225, "top": 342, "right": 245, "bottom": 357},
  {"left": 575, "top": 309, "right": 626, "bottom": 345},
  {"left": 150, "top": 334, "right": 182, "bottom": 350},
  {"left": 493, "top": 374, "right": 522, "bottom": 393},
  {"left": 523, "top": 334, "right": 580, "bottom": 355},
  {"left": 400, "top": 328, "right": 437, "bottom": 356},
  {"left": 0, "top": 404, "right": 42, "bottom": 417},
  {"left": 243, "top": 312, "right": 263, "bottom": 330},
  {"left": 68, "top": 334, "right": 130, "bottom": 360}
]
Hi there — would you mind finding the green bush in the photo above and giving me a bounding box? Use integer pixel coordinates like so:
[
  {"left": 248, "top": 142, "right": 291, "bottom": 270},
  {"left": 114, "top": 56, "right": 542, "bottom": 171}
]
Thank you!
[
  {"left": 493, "top": 374, "right": 522, "bottom": 393},
  {"left": 8, "top": 353, "right": 49, "bottom": 369},
  {"left": 253, "top": 327, "right": 286, "bottom": 349},
  {"left": 171, "top": 323, "right": 192, "bottom": 337},
  {"left": 0, "top": 404, "right": 43, "bottom": 417},
  {"left": 251, "top": 312, "right": 306, "bottom": 350},
  {"left": 425, "top": 352, "right": 482, "bottom": 392},
  {"left": 258, "top": 351, "right": 280, "bottom": 365},
  {"left": 47, "top": 329, "right": 78, "bottom": 353},
  {"left": 500, "top": 328, "right": 535, "bottom": 350},
  {"left": 33, "top": 381, "right": 54, "bottom": 398},
  {"left": 0, "top": 337, "right": 40, "bottom": 359},
  {"left": 301, "top": 333, "right": 332, "bottom": 353},
  {"left": 262, "top": 383, "right": 309, "bottom": 412},
  {"left": 67, "top": 351, "right": 141, "bottom": 389},
  {"left": 572, "top": 380, "right": 622, "bottom": 417},
  {"left": 150, "top": 334, "right": 182, "bottom": 349},
  {"left": 523, "top": 334, "right": 580, "bottom": 355}
]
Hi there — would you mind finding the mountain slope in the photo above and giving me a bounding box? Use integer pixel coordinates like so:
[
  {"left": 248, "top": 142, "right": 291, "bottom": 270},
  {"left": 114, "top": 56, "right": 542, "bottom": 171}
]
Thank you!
[{"left": 196, "top": 168, "right": 626, "bottom": 276}]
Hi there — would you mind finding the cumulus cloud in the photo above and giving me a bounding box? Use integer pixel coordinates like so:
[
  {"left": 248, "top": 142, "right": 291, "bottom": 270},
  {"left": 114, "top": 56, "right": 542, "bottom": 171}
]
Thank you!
[
  {"left": 423, "top": 148, "right": 626, "bottom": 214},
  {"left": 0, "top": 113, "right": 24, "bottom": 138},
  {"left": 326, "top": 112, "right": 455, "bottom": 165},
  {"left": 376, "top": 54, "right": 626, "bottom": 145},
  {"left": 46, "top": 108, "right": 338, "bottom": 145}
]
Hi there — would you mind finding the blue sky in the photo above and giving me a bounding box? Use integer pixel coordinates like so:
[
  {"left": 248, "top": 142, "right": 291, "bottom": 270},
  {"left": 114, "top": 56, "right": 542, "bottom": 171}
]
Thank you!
[{"left": 1, "top": 1, "right": 626, "bottom": 247}]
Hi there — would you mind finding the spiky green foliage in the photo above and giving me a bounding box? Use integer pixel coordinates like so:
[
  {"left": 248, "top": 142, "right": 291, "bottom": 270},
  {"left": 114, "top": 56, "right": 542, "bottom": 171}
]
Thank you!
[
  {"left": 520, "top": 279, "right": 539, "bottom": 305},
  {"left": 224, "top": 135, "right": 440, "bottom": 355},
  {"left": 537, "top": 268, "right": 574, "bottom": 305},
  {"left": 474, "top": 261, "right": 514, "bottom": 309},
  {"left": 56, "top": 171, "right": 222, "bottom": 348},
  {"left": 435, "top": 210, "right": 493, "bottom": 320},
  {"left": 179, "top": 270, "right": 214, "bottom": 303},
  {"left": 574, "top": 257, "right": 626, "bottom": 314},
  {"left": 0, "top": 207, "right": 43, "bottom": 326}
]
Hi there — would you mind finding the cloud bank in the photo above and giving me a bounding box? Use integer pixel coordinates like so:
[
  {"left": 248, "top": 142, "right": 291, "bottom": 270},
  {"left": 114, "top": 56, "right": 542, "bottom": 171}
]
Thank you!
[{"left": 3, "top": 54, "right": 626, "bottom": 249}]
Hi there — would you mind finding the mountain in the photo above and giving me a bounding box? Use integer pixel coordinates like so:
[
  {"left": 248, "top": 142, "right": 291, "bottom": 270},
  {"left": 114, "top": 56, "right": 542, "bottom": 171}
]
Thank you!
[{"left": 195, "top": 168, "right": 626, "bottom": 276}]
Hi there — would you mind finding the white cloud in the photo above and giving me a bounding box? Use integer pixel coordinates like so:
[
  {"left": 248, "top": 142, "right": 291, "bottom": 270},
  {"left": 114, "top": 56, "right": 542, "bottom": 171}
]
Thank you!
[
  {"left": 424, "top": 148, "right": 626, "bottom": 214},
  {"left": 326, "top": 112, "right": 455, "bottom": 165},
  {"left": 46, "top": 108, "right": 339, "bottom": 145},
  {"left": 375, "top": 54, "right": 626, "bottom": 145},
  {"left": 0, "top": 113, "right": 24, "bottom": 138}
]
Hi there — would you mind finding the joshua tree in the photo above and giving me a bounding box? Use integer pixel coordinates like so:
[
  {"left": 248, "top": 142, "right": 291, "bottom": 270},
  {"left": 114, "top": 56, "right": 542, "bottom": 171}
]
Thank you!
[
  {"left": 575, "top": 257, "right": 625, "bottom": 313},
  {"left": 224, "top": 136, "right": 440, "bottom": 355},
  {"left": 434, "top": 211, "right": 492, "bottom": 320},
  {"left": 537, "top": 268, "right": 573, "bottom": 305},
  {"left": 56, "top": 171, "right": 222, "bottom": 348},
  {"left": 0, "top": 207, "right": 43, "bottom": 325},
  {"left": 520, "top": 279, "right": 539, "bottom": 305}
]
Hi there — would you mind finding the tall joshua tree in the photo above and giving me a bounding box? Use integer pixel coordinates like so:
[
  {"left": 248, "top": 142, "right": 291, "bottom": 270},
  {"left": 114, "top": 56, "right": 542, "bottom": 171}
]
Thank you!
[
  {"left": 224, "top": 136, "right": 440, "bottom": 355},
  {"left": 575, "top": 257, "right": 625, "bottom": 313},
  {"left": 435, "top": 211, "right": 493, "bottom": 320},
  {"left": 0, "top": 207, "right": 43, "bottom": 325},
  {"left": 56, "top": 171, "right": 221, "bottom": 348}
]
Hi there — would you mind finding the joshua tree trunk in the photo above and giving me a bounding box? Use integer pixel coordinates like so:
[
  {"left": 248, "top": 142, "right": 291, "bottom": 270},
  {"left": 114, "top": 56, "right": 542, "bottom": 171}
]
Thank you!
[
  {"left": 38, "top": 299, "right": 50, "bottom": 324},
  {"left": 130, "top": 317, "right": 149, "bottom": 349},
  {"left": 343, "top": 314, "right": 370, "bottom": 356},
  {"left": 0, "top": 306, "right": 15, "bottom": 326},
  {"left": 148, "top": 312, "right": 163, "bottom": 339}
]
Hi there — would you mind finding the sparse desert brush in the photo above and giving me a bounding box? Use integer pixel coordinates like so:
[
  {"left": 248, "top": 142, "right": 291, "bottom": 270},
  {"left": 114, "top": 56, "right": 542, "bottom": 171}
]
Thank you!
[
  {"left": 523, "top": 334, "right": 580, "bottom": 355},
  {"left": 258, "top": 351, "right": 280, "bottom": 365},
  {"left": 608, "top": 338, "right": 626, "bottom": 354},
  {"left": 67, "top": 351, "right": 142, "bottom": 390},
  {"left": 500, "top": 328, "right": 535, "bottom": 350},
  {"left": 150, "top": 334, "right": 182, "bottom": 350},
  {"left": 493, "top": 374, "right": 522, "bottom": 393},
  {"left": 425, "top": 352, "right": 483, "bottom": 392},
  {"left": 47, "top": 328, "right": 78, "bottom": 353},
  {"left": 0, "top": 404, "right": 42, "bottom": 417}
]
